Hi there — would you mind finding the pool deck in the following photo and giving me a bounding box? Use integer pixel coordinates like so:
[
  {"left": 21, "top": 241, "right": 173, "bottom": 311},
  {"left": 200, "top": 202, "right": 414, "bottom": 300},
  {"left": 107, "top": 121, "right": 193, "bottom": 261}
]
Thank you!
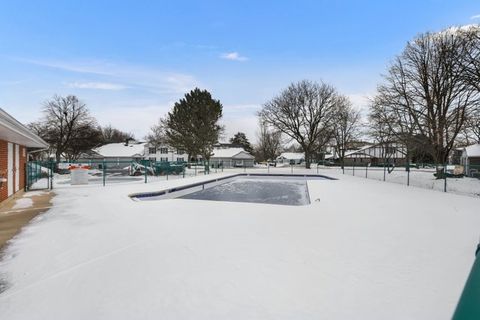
[{"left": 0, "top": 191, "right": 54, "bottom": 252}]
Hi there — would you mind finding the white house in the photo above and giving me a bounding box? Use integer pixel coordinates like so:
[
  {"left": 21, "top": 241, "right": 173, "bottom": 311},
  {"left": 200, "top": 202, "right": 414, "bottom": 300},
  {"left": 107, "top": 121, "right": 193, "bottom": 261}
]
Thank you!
[
  {"left": 143, "top": 143, "right": 189, "bottom": 163},
  {"left": 325, "top": 143, "right": 407, "bottom": 166},
  {"left": 210, "top": 148, "right": 255, "bottom": 168},
  {"left": 460, "top": 143, "right": 480, "bottom": 177},
  {"left": 276, "top": 152, "right": 305, "bottom": 165}
]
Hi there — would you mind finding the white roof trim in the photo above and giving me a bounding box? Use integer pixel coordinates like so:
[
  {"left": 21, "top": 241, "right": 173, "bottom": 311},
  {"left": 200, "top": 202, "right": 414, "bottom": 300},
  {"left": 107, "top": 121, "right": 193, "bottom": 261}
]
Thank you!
[{"left": 0, "top": 108, "right": 49, "bottom": 148}]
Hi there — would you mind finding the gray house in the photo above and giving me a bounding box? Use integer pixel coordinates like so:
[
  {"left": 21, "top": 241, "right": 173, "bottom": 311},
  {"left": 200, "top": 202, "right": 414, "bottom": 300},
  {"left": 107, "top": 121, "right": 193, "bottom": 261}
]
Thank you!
[{"left": 210, "top": 148, "right": 255, "bottom": 168}]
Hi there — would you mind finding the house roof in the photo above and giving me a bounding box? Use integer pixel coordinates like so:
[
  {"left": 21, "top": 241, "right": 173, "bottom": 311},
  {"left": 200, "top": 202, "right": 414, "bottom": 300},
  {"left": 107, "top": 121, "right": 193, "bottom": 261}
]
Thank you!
[
  {"left": 464, "top": 144, "right": 480, "bottom": 157},
  {"left": 94, "top": 142, "right": 147, "bottom": 157},
  {"left": 0, "top": 108, "right": 49, "bottom": 149},
  {"left": 211, "top": 148, "right": 254, "bottom": 159},
  {"left": 277, "top": 152, "right": 305, "bottom": 160}
]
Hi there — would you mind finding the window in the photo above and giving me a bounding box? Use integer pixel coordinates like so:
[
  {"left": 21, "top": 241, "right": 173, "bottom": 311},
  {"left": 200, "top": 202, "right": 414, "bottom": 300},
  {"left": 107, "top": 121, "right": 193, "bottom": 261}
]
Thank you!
[
  {"left": 148, "top": 147, "right": 156, "bottom": 154},
  {"left": 385, "top": 146, "right": 397, "bottom": 154},
  {"left": 159, "top": 148, "right": 168, "bottom": 154},
  {"left": 160, "top": 157, "right": 168, "bottom": 162},
  {"left": 148, "top": 157, "right": 156, "bottom": 162},
  {"left": 177, "top": 157, "right": 184, "bottom": 162},
  {"left": 177, "top": 149, "right": 184, "bottom": 154}
]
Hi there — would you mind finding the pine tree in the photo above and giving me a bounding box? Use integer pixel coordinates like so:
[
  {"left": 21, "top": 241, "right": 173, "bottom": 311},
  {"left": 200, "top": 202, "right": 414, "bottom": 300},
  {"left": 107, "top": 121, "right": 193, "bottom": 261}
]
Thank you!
[
  {"left": 229, "top": 132, "right": 253, "bottom": 154},
  {"left": 165, "top": 88, "right": 223, "bottom": 161}
]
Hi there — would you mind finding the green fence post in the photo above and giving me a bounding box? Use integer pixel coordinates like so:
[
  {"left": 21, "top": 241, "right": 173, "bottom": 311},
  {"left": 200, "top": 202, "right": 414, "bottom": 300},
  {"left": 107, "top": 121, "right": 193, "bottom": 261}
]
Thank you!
[
  {"left": 103, "top": 161, "right": 106, "bottom": 186},
  {"left": 365, "top": 164, "right": 368, "bottom": 178},
  {"left": 144, "top": 161, "right": 148, "bottom": 183},
  {"left": 50, "top": 161, "right": 54, "bottom": 190},
  {"left": 444, "top": 162, "right": 447, "bottom": 193},
  {"left": 195, "top": 161, "right": 197, "bottom": 176},
  {"left": 183, "top": 163, "right": 185, "bottom": 178},
  {"left": 383, "top": 160, "right": 386, "bottom": 181},
  {"left": 407, "top": 161, "right": 410, "bottom": 186}
]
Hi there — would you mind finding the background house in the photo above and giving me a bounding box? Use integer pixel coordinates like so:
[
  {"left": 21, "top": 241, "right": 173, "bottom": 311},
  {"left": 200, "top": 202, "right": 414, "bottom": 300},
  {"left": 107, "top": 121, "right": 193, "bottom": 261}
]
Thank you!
[
  {"left": 325, "top": 143, "right": 407, "bottom": 166},
  {"left": 0, "top": 108, "right": 49, "bottom": 203},
  {"left": 84, "top": 140, "right": 147, "bottom": 169},
  {"left": 276, "top": 152, "right": 305, "bottom": 165},
  {"left": 461, "top": 143, "right": 480, "bottom": 177},
  {"left": 143, "top": 143, "right": 188, "bottom": 163},
  {"left": 210, "top": 148, "right": 254, "bottom": 168}
]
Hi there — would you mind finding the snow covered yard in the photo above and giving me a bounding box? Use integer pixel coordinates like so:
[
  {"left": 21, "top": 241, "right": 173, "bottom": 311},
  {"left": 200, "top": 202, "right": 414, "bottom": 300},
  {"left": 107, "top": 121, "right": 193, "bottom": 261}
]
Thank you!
[{"left": 0, "top": 171, "right": 479, "bottom": 319}]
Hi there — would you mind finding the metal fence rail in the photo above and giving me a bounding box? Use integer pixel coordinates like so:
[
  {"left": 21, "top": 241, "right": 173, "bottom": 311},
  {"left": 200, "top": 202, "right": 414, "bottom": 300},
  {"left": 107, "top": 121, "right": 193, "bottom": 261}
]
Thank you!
[
  {"left": 25, "top": 160, "right": 480, "bottom": 198},
  {"left": 25, "top": 160, "right": 225, "bottom": 190}
]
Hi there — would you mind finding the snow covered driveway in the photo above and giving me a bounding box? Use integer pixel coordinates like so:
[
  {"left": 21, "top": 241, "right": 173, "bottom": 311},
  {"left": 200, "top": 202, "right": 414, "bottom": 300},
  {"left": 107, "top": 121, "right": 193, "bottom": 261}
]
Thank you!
[{"left": 0, "top": 172, "right": 479, "bottom": 319}]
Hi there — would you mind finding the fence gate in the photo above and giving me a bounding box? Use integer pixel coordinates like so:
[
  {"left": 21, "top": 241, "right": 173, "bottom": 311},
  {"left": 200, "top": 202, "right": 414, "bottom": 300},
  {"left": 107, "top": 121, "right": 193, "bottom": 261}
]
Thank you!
[{"left": 26, "top": 161, "right": 53, "bottom": 191}]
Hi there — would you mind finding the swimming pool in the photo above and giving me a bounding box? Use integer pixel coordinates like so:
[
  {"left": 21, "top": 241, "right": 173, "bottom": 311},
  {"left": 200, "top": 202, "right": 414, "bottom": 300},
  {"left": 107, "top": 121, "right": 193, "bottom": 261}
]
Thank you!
[{"left": 131, "top": 174, "right": 332, "bottom": 206}]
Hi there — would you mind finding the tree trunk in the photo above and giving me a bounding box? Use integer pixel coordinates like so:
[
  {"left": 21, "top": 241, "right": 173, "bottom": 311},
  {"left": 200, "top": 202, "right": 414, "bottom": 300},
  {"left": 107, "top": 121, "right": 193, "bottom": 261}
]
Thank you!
[{"left": 304, "top": 150, "right": 311, "bottom": 169}]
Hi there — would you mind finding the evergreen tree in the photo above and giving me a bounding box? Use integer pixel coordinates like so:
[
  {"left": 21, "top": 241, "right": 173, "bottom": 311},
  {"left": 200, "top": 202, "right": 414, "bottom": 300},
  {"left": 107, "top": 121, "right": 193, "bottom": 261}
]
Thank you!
[
  {"left": 229, "top": 132, "right": 253, "bottom": 154},
  {"left": 165, "top": 88, "right": 223, "bottom": 161}
]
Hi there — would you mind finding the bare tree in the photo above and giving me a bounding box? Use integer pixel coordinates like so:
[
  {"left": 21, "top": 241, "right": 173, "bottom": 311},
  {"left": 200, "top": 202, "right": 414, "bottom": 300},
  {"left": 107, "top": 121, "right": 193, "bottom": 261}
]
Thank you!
[
  {"left": 460, "top": 25, "right": 480, "bottom": 92},
  {"left": 145, "top": 117, "right": 168, "bottom": 147},
  {"left": 259, "top": 80, "right": 338, "bottom": 168},
  {"left": 101, "top": 125, "right": 133, "bottom": 144},
  {"left": 254, "top": 120, "right": 283, "bottom": 162},
  {"left": 30, "top": 95, "right": 98, "bottom": 163},
  {"left": 332, "top": 96, "right": 361, "bottom": 169},
  {"left": 369, "top": 28, "right": 479, "bottom": 169}
]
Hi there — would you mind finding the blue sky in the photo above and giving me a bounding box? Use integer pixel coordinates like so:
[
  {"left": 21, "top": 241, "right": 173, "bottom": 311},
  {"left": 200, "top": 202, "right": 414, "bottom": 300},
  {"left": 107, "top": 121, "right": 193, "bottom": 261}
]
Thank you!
[{"left": 1, "top": 0, "right": 479, "bottom": 142}]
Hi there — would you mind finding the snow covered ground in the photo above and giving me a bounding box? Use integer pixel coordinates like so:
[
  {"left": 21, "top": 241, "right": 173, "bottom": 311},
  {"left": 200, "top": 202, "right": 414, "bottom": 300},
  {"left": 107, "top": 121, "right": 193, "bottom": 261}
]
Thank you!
[{"left": 1, "top": 169, "right": 479, "bottom": 319}]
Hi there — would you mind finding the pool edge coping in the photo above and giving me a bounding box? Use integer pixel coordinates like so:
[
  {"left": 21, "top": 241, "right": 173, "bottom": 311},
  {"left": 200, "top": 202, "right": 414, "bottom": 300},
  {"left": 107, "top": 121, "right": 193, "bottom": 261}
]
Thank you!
[{"left": 128, "top": 173, "right": 336, "bottom": 201}]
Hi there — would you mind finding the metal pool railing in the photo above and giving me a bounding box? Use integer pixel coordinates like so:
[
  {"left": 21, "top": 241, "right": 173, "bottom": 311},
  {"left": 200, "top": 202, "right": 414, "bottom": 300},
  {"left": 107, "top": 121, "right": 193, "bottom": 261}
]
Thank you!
[{"left": 452, "top": 242, "right": 480, "bottom": 319}]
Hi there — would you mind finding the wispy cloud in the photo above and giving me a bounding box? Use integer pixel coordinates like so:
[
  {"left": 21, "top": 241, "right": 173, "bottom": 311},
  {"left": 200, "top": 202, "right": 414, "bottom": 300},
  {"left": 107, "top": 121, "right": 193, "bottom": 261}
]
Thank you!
[
  {"left": 470, "top": 14, "right": 480, "bottom": 20},
  {"left": 220, "top": 52, "right": 248, "bottom": 61},
  {"left": 68, "top": 81, "right": 128, "bottom": 91},
  {"left": 15, "top": 57, "right": 199, "bottom": 94},
  {"left": 14, "top": 57, "right": 113, "bottom": 75}
]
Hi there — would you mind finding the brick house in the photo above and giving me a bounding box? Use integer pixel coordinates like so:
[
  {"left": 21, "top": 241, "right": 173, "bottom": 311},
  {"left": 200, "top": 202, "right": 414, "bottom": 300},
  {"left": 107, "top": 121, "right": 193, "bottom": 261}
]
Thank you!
[{"left": 0, "top": 108, "right": 49, "bottom": 203}]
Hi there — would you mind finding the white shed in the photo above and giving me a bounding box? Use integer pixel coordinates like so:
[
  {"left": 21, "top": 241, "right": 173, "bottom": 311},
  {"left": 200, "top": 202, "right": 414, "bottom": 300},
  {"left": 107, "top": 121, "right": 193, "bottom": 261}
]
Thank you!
[
  {"left": 276, "top": 152, "right": 305, "bottom": 165},
  {"left": 461, "top": 143, "right": 480, "bottom": 177}
]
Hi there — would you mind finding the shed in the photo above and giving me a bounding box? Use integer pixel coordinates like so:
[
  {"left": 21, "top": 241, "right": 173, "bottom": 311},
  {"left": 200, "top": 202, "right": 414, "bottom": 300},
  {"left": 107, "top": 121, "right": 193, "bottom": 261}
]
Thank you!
[
  {"left": 276, "top": 152, "right": 305, "bottom": 165},
  {"left": 461, "top": 144, "right": 480, "bottom": 177}
]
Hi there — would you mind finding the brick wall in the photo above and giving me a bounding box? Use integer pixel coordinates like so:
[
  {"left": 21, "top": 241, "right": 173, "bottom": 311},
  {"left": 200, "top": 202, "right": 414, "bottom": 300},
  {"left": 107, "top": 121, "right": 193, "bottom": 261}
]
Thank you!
[
  {"left": 18, "top": 145, "right": 26, "bottom": 191},
  {"left": 0, "top": 139, "right": 28, "bottom": 203},
  {"left": 0, "top": 139, "right": 7, "bottom": 202}
]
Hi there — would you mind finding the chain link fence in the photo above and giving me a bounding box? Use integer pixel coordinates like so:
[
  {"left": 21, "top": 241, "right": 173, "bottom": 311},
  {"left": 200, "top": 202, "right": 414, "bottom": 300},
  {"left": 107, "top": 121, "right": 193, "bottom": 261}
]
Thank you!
[{"left": 25, "top": 160, "right": 480, "bottom": 198}]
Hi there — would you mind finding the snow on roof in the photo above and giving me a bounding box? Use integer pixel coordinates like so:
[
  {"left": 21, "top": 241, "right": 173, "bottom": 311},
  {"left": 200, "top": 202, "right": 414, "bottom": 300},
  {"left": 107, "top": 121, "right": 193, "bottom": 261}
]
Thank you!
[
  {"left": 211, "top": 148, "right": 253, "bottom": 158},
  {"left": 94, "top": 142, "right": 147, "bottom": 157},
  {"left": 277, "top": 152, "right": 304, "bottom": 160},
  {"left": 464, "top": 144, "right": 480, "bottom": 157},
  {"left": 344, "top": 145, "right": 374, "bottom": 157}
]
